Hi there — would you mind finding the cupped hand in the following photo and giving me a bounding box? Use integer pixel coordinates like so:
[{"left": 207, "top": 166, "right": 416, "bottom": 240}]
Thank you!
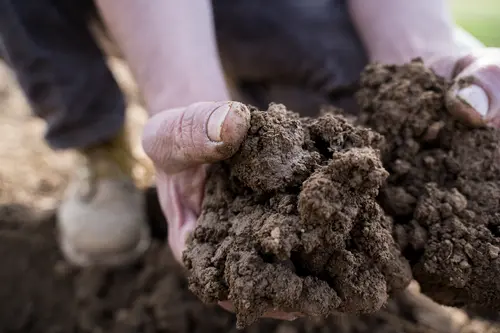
[
  {"left": 142, "top": 101, "right": 250, "bottom": 262},
  {"left": 430, "top": 48, "right": 500, "bottom": 127},
  {"left": 141, "top": 101, "right": 301, "bottom": 321}
]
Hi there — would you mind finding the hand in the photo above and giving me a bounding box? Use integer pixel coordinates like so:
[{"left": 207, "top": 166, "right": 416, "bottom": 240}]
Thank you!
[
  {"left": 142, "top": 101, "right": 301, "bottom": 321},
  {"left": 142, "top": 101, "right": 250, "bottom": 262},
  {"left": 430, "top": 48, "right": 500, "bottom": 127}
]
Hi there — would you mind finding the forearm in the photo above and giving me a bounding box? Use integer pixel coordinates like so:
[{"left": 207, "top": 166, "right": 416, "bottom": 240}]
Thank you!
[
  {"left": 348, "top": 0, "right": 459, "bottom": 64},
  {"left": 95, "top": 0, "right": 229, "bottom": 116},
  {"left": 453, "top": 26, "right": 484, "bottom": 52}
]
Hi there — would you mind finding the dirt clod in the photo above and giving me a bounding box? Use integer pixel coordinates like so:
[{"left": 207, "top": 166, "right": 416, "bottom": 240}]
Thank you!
[
  {"left": 183, "top": 103, "right": 412, "bottom": 328},
  {"left": 357, "top": 59, "right": 500, "bottom": 311}
]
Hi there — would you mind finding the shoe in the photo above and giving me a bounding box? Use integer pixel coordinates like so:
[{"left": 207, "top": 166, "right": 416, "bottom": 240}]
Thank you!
[{"left": 57, "top": 129, "right": 151, "bottom": 267}]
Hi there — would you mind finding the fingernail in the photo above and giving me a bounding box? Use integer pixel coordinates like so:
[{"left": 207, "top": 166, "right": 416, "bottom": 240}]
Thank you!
[
  {"left": 456, "top": 84, "right": 489, "bottom": 117},
  {"left": 208, "top": 102, "right": 232, "bottom": 142}
]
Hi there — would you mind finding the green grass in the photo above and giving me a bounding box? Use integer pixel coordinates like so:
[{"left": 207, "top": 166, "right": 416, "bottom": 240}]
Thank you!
[{"left": 451, "top": 0, "right": 500, "bottom": 46}]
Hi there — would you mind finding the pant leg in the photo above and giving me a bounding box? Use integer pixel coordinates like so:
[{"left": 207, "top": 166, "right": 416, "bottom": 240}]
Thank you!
[
  {"left": 0, "top": 0, "right": 125, "bottom": 150},
  {"left": 213, "top": 0, "right": 368, "bottom": 117}
]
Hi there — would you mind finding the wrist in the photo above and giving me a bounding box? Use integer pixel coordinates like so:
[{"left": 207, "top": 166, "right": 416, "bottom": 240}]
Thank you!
[
  {"left": 453, "top": 26, "right": 484, "bottom": 54},
  {"left": 145, "top": 71, "right": 231, "bottom": 117},
  {"left": 367, "top": 36, "right": 455, "bottom": 65},
  {"left": 96, "top": 0, "right": 231, "bottom": 117},
  {"left": 348, "top": 0, "right": 457, "bottom": 64},
  {"left": 367, "top": 27, "right": 485, "bottom": 67}
]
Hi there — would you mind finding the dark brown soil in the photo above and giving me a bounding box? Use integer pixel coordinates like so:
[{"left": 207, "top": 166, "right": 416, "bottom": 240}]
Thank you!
[
  {"left": 184, "top": 104, "right": 412, "bottom": 328},
  {"left": 357, "top": 59, "right": 500, "bottom": 311},
  {"left": 0, "top": 196, "right": 492, "bottom": 333}
]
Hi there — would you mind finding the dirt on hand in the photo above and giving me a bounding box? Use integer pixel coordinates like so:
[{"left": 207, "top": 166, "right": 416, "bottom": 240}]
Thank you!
[
  {"left": 357, "top": 59, "right": 500, "bottom": 311},
  {"left": 183, "top": 104, "right": 412, "bottom": 328}
]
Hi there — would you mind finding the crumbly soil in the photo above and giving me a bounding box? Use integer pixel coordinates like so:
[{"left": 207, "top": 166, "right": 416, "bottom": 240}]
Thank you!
[
  {"left": 183, "top": 103, "right": 412, "bottom": 328},
  {"left": 357, "top": 59, "right": 500, "bottom": 311}
]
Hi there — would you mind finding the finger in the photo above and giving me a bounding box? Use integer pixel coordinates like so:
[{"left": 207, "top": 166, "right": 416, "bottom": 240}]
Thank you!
[
  {"left": 446, "top": 55, "right": 500, "bottom": 127},
  {"left": 218, "top": 301, "right": 302, "bottom": 321},
  {"left": 168, "top": 206, "right": 197, "bottom": 264},
  {"left": 157, "top": 173, "right": 200, "bottom": 263},
  {"left": 454, "top": 27, "right": 485, "bottom": 55},
  {"left": 430, "top": 48, "right": 495, "bottom": 80},
  {"left": 263, "top": 311, "right": 303, "bottom": 321},
  {"left": 218, "top": 301, "right": 234, "bottom": 313},
  {"left": 142, "top": 101, "right": 251, "bottom": 174},
  {"left": 429, "top": 54, "right": 463, "bottom": 80},
  {"left": 453, "top": 48, "right": 498, "bottom": 75},
  {"left": 446, "top": 83, "right": 489, "bottom": 127}
]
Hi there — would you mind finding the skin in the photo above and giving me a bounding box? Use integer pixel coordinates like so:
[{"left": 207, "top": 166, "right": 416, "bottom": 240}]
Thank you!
[
  {"left": 95, "top": 0, "right": 500, "bottom": 321},
  {"left": 348, "top": 0, "right": 498, "bottom": 127}
]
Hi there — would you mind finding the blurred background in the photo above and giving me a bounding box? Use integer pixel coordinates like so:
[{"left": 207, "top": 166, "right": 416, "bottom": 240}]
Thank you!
[{"left": 452, "top": 0, "right": 500, "bottom": 46}]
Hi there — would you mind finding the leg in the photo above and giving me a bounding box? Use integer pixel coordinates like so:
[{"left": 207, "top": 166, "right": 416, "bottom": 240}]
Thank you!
[
  {"left": 213, "top": 0, "right": 367, "bottom": 116},
  {"left": 0, "top": 0, "right": 150, "bottom": 267},
  {"left": 2, "top": 0, "right": 122, "bottom": 149}
]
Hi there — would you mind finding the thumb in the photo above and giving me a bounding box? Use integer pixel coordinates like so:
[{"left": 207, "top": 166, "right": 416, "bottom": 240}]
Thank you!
[
  {"left": 446, "top": 81, "right": 489, "bottom": 127},
  {"left": 142, "top": 101, "right": 251, "bottom": 174},
  {"left": 441, "top": 50, "right": 500, "bottom": 127}
]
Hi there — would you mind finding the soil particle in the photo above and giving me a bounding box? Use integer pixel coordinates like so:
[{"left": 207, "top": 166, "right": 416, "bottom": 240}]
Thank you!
[
  {"left": 0, "top": 208, "right": 75, "bottom": 333},
  {"left": 357, "top": 59, "right": 500, "bottom": 311},
  {"left": 183, "top": 103, "right": 412, "bottom": 328}
]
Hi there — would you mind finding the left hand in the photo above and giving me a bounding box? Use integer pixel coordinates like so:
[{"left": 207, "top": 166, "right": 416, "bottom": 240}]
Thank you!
[
  {"left": 430, "top": 48, "right": 500, "bottom": 127},
  {"left": 142, "top": 101, "right": 301, "bottom": 322}
]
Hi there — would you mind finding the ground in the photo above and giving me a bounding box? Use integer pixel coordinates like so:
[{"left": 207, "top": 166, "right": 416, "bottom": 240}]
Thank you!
[{"left": 0, "top": 58, "right": 499, "bottom": 332}]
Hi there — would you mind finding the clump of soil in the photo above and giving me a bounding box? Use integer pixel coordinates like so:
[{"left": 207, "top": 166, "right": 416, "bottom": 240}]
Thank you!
[
  {"left": 357, "top": 59, "right": 500, "bottom": 311},
  {"left": 183, "top": 104, "right": 412, "bottom": 328}
]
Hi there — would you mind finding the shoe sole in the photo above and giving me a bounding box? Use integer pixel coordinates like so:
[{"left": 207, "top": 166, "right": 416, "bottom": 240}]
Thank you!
[{"left": 59, "top": 224, "right": 151, "bottom": 268}]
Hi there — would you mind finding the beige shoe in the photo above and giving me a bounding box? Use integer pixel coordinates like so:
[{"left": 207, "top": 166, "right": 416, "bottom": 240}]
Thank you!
[{"left": 57, "top": 130, "right": 151, "bottom": 267}]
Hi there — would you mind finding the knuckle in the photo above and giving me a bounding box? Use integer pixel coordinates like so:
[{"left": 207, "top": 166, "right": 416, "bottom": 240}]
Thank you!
[
  {"left": 142, "top": 118, "right": 175, "bottom": 171},
  {"left": 141, "top": 127, "right": 159, "bottom": 161},
  {"left": 481, "top": 63, "right": 500, "bottom": 75},
  {"left": 178, "top": 108, "right": 198, "bottom": 162},
  {"left": 453, "top": 54, "right": 476, "bottom": 76}
]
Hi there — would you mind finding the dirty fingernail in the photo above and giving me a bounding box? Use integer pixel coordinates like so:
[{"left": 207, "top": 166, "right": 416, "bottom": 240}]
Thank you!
[
  {"left": 456, "top": 84, "right": 489, "bottom": 117},
  {"left": 208, "top": 102, "right": 232, "bottom": 142}
]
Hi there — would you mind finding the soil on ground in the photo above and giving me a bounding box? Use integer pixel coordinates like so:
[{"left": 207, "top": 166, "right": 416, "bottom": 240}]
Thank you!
[
  {"left": 0, "top": 196, "right": 496, "bottom": 333},
  {"left": 184, "top": 104, "right": 412, "bottom": 328},
  {"left": 357, "top": 59, "right": 500, "bottom": 311}
]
